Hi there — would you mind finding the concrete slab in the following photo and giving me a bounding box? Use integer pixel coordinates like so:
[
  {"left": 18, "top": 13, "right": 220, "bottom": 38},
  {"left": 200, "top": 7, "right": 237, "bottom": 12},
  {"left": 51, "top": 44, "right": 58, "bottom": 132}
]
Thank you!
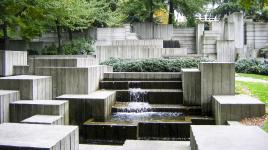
[
  {"left": 213, "top": 95, "right": 265, "bottom": 125},
  {"left": 10, "top": 100, "right": 69, "bottom": 125},
  {"left": 0, "top": 90, "right": 20, "bottom": 123},
  {"left": 190, "top": 125, "right": 268, "bottom": 150},
  {"left": 0, "top": 75, "right": 52, "bottom": 100},
  {"left": 21, "top": 115, "right": 64, "bottom": 125},
  {"left": 123, "top": 140, "right": 190, "bottom": 150},
  {"left": 79, "top": 144, "right": 122, "bottom": 150},
  {"left": 0, "top": 123, "right": 78, "bottom": 150}
]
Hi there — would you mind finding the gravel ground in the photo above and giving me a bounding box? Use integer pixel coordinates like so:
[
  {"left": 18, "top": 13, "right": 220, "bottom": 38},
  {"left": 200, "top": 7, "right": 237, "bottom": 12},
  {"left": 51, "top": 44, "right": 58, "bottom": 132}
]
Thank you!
[{"left": 240, "top": 115, "right": 268, "bottom": 127}]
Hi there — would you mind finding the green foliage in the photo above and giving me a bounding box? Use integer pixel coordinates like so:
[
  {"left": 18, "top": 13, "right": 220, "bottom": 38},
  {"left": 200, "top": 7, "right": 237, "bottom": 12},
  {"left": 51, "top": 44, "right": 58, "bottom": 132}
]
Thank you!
[
  {"left": 100, "top": 57, "right": 213, "bottom": 72},
  {"left": 235, "top": 59, "right": 268, "bottom": 75},
  {"left": 40, "top": 38, "right": 94, "bottom": 55},
  {"left": 212, "top": 2, "right": 243, "bottom": 18},
  {"left": 255, "top": 7, "right": 268, "bottom": 22}
]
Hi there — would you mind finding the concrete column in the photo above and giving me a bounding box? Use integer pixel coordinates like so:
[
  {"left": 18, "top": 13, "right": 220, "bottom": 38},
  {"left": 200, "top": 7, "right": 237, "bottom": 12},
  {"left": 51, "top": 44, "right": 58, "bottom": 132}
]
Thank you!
[
  {"left": 216, "top": 40, "right": 235, "bottom": 62},
  {"left": 196, "top": 24, "right": 204, "bottom": 54},
  {"left": 199, "top": 62, "right": 235, "bottom": 115},
  {"left": 228, "top": 12, "right": 244, "bottom": 49}
]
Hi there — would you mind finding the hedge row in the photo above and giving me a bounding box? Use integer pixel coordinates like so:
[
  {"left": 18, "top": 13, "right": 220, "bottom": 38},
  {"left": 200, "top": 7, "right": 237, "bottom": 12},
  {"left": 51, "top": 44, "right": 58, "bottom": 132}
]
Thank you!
[
  {"left": 235, "top": 59, "right": 268, "bottom": 75},
  {"left": 100, "top": 58, "right": 213, "bottom": 72}
]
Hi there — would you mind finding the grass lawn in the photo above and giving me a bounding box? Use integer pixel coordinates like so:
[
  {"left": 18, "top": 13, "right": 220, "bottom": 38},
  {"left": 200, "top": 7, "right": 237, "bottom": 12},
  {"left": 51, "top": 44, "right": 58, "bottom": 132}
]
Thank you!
[{"left": 236, "top": 73, "right": 268, "bottom": 132}]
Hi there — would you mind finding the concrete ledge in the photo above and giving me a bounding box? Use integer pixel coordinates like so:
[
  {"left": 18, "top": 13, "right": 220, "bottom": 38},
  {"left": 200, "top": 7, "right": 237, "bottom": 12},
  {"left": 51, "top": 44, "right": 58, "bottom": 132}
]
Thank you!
[
  {"left": 190, "top": 125, "right": 268, "bottom": 150},
  {"left": 0, "top": 123, "right": 78, "bottom": 150},
  {"left": 124, "top": 140, "right": 190, "bottom": 150},
  {"left": 0, "top": 75, "right": 52, "bottom": 100},
  {"left": 0, "top": 90, "right": 20, "bottom": 123},
  {"left": 21, "top": 115, "right": 64, "bottom": 125},
  {"left": 56, "top": 90, "right": 116, "bottom": 122},
  {"left": 0, "top": 50, "right": 27, "bottom": 76},
  {"left": 10, "top": 100, "right": 69, "bottom": 125},
  {"left": 182, "top": 69, "right": 201, "bottom": 106},
  {"left": 34, "top": 65, "right": 112, "bottom": 98},
  {"left": 103, "top": 72, "right": 181, "bottom": 81},
  {"left": 213, "top": 95, "right": 265, "bottom": 125}
]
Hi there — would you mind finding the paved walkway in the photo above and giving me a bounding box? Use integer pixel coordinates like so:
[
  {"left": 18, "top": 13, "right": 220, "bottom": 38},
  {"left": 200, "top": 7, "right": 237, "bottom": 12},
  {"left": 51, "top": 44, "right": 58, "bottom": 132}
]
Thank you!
[{"left": 235, "top": 76, "right": 268, "bottom": 83}]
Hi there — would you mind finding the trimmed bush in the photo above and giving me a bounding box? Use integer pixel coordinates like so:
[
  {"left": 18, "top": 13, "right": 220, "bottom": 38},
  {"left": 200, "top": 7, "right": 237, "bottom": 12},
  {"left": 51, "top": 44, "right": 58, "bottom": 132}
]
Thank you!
[
  {"left": 100, "top": 57, "right": 213, "bottom": 72},
  {"left": 235, "top": 59, "right": 268, "bottom": 75}
]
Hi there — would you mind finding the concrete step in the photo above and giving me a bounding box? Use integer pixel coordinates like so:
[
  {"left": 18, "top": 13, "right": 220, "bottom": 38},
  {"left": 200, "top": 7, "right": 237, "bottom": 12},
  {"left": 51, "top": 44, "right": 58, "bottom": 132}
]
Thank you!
[
  {"left": 21, "top": 115, "right": 64, "bottom": 125},
  {"left": 100, "top": 81, "right": 182, "bottom": 90},
  {"left": 103, "top": 72, "right": 181, "bottom": 81},
  {"left": 116, "top": 89, "right": 183, "bottom": 104},
  {"left": 123, "top": 140, "right": 190, "bottom": 150},
  {"left": 79, "top": 144, "right": 122, "bottom": 150},
  {"left": 0, "top": 75, "right": 52, "bottom": 100},
  {"left": 112, "top": 102, "right": 201, "bottom": 115},
  {"left": 10, "top": 100, "right": 69, "bottom": 125},
  {"left": 0, "top": 123, "right": 78, "bottom": 150}
]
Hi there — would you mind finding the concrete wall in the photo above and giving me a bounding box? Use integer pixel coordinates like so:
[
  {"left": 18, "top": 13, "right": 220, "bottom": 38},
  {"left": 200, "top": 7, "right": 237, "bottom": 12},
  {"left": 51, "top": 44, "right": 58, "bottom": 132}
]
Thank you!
[
  {"left": 34, "top": 65, "right": 113, "bottom": 98},
  {"left": 0, "top": 50, "right": 27, "bottom": 76},
  {"left": 112, "top": 40, "right": 163, "bottom": 47},
  {"left": 132, "top": 23, "right": 173, "bottom": 40},
  {"left": 0, "top": 90, "right": 20, "bottom": 123},
  {"left": 199, "top": 62, "right": 235, "bottom": 115},
  {"left": 96, "top": 46, "right": 188, "bottom": 62},
  {"left": 182, "top": 69, "right": 201, "bottom": 106},
  {"left": 172, "top": 28, "right": 196, "bottom": 53},
  {"left": 216, "top": 40, "right": 236, "bottom": 62}
]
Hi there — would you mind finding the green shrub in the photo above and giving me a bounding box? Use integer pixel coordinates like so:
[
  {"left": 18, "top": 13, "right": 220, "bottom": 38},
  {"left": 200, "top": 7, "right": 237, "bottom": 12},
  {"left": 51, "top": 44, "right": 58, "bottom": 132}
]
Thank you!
[
  {"left": 100, "top": 57, "right": 213, "bottom": 72},
  {"left": 235, "top": 59, "right": 268, "bottom": 75},
  {"left": 40, "top": 38, "right": 94, "bottom": 55}
]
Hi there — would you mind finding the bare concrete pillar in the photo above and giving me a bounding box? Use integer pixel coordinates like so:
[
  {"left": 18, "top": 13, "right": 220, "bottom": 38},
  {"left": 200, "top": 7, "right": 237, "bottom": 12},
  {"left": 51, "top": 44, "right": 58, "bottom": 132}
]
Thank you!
[
  {"left": 199, "top": 62, "right": 235, "bottom": 115},
  {"left": 216, "top": 40, "right": 235, "bottom": 62},
  {"left": 196, "top": 23, "right": 204, "bottom": 54}
]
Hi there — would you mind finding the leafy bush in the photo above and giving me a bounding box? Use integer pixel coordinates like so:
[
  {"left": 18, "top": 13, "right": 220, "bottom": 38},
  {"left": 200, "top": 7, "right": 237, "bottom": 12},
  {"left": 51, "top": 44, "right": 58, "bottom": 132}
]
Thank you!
[
  {"left": 235, "top": 59, "right": 268, "bottom": 75},
  {"left": 100, "top": 57, "right": 213, "bottom": 72},
  {"left": 40, "top": 38, "right": 94, "bottom": 55},
  {"left": 255, "top": 7, "right": 268, "bottom": 22},
  {"left": 212, "top": 2, "right": 243, "bottom": 18}
]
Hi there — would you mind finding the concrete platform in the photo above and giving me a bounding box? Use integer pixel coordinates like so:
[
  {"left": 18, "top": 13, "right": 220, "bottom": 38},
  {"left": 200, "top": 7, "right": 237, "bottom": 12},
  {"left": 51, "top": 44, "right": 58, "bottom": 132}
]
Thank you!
[
  {"left": 56, "top": 90, "right": 116, "bottom": 122},
  {"left": 10, "top": 100, "right": 69, "bottom": 124},
  {"left": 79, "top": 144, "right": 122, "bottom": 150},
  {"left": 123, "top": 140, "right": 190, "bottom": 150},
  {"left": 0, "top": 90, "right": 20, "bottom": 123},
  {"left": 0, "top": 75, "right": 52, "bottom": 100},
  {"left": 0, "top": 123, "right": 78, "bottom": 150},
  {"left": 21, "top": 115, "right": 64, "bottom": 125},
  {"left": 190, "top": 125, "right": 268, "bottom": 150},
  {"left": 213, "top": 95, "right": 265, "bottom": 125}
]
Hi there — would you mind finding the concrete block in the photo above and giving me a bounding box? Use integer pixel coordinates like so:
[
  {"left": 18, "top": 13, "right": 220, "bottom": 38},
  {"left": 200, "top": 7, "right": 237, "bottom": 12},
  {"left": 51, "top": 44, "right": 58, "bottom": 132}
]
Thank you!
[
  {"left": 56, "top": 90, "right": 116, "bottom": 122},
  {"left": 10, "top": 100, "right": 69, "bottom": 124},
  {"left": 213, "top": 95, "right": 265, "bottom": 125},
  {"left": 182, "top": 69, "right": 201, "bottom": 106},
  {"left": 0, "top": 75, "right": 52, "bottom": 100},
  {"left": 199, "top": 62, "right": 235, "bottom": 115},
  {"left": 0, "top": 90, "right": 20, "bottom": 123},
  {"left": 216, "top": 40, "right": 235, "bottom": 62},
  {"left": 190, "top": 125, "right": 268, "bottom": 150},
  {"left": 13, "top": 65, "right": 30, "bottom": 75},
  {"left": 0, "top": 50, "right": 27, "bottom": 76},
  {"left": 34, "top": 65, "right": 112, "bottom": 98},
  {"left": 21, "top": 115, "right": 64, "bottom": 125},
  {"left": 0, "top": 123, "right": 78, "bottom": 150}
]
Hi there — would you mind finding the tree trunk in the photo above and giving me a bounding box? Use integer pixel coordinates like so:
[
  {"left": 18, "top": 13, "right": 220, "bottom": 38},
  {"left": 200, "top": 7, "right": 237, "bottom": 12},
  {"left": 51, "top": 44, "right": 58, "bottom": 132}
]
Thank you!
[
  {"left": 68, "top": 29, "right": 73, "bottom": 41},
  {"left": 56, "top": 20, "right": 63, "bottom": 54},
  {"left": 3, "top": 21, "right": 9, "bottom": 50},
  {"left": 168, "top": 0, "right": 174, "bottom": 24}
]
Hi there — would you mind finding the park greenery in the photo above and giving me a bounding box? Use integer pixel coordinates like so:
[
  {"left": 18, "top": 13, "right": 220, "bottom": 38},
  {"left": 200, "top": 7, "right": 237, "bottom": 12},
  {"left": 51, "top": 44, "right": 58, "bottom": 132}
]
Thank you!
[
  {"left": 1, "top": 0, "right": 268, "bottom": 53},
  {"left": 235, "top": 59, "right": 268, "bottom": 75}
]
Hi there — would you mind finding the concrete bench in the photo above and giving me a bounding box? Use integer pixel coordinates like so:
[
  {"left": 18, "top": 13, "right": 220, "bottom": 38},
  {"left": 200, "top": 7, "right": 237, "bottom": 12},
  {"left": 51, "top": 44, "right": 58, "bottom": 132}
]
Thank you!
[
  {"left": 213, "top": 95, "right": 265, "bottom": 125},
  {"left": 56, "top": 90, "right": 116, "bottom": 123},
  {"left": 21, "top": 115, "right": 64, "bottom": 125},
  {"left": 0, "top": 90, "right": 20, "bottom": 123},
  {"left": 190, "top": 125, "right": 268, "bottom": 150},
  {"left": 0, "top": 123, "right": 78, "bottom": 150},
  {"left": 0, "top": 75, "right": 52, "bottom": 100},
  {"left": 10, "top": 100, "right": 69, "bottom": 125}
]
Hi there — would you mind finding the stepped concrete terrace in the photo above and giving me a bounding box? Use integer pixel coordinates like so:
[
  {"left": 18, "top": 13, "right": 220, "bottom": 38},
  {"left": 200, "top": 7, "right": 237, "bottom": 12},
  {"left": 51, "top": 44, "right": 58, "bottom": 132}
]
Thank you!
[
  {"left": 10, "top": 100, "right": 69, "bottom": 125},
  {"left": 0, "top": 75, "right": 52, "bottom": 100},
  {"left": 83, "top": 72, "right": 213, "bottom": 144},
  {"left": 0, "top": 123, "right": 78, "bottom": 150}
]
